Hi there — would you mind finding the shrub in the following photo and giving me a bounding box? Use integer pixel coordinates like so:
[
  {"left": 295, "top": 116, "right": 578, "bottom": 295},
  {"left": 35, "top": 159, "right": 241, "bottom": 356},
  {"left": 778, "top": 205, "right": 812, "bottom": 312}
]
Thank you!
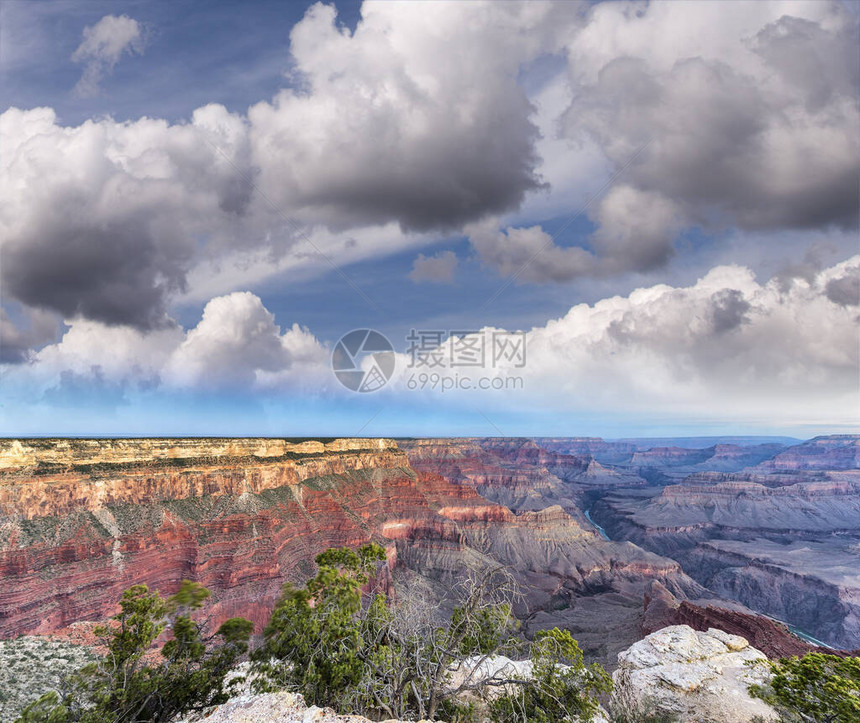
[
  {"left": 490, "top": 628, "right": 612, "bottom": 723},
  {"left": 256, "top": 545, "right": 613, "bottom": 722},
  {"left": 749, "top": 652, "right": 860, "bottom": 723},
  {"left": 14, "top": 581, "right": 253, "bottom": 723}
]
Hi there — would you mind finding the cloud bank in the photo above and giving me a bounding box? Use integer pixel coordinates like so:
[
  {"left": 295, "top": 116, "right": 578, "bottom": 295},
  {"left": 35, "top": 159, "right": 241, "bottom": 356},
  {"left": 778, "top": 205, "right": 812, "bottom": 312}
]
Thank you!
[{"left": 6, "top": 257, "right": 857, "bottom": 429}]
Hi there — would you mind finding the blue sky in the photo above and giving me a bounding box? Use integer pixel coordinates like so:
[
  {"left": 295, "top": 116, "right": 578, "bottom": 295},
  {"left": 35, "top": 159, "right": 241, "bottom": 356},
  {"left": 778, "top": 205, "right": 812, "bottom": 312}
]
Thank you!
[{"left": 1, "top": 0, "right": 858, "bottom": 438}]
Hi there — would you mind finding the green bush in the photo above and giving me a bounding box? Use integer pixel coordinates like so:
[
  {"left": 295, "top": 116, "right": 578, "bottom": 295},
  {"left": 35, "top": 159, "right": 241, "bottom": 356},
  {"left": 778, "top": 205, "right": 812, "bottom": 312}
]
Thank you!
[
  {"left": 253, "top": 543, "right": 386, "bottom": 708},
  {"left": 14, "top": 581, "right": 253, "bottom": 723},
  {"left": 749, "top": 652, "right": 860, "bottom": 723},
  {"left": 256, "top": 545, "right": 613, "bottom": 722},
  {"left": 490, "top": 628, "right": 612, "bottom": 723}
]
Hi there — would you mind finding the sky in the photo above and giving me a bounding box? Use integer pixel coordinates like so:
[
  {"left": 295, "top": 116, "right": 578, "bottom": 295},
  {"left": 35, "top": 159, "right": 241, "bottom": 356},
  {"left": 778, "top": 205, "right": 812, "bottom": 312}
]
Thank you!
[{"left": 0, "top": 0, "right": 858, "bottom": 439}]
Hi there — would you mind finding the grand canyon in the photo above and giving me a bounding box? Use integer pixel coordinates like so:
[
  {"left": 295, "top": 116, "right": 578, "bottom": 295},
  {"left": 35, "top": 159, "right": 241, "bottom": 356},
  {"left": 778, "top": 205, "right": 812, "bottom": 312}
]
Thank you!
[{"left": 2, "top": 435, "right": 858, "bottom": 666}]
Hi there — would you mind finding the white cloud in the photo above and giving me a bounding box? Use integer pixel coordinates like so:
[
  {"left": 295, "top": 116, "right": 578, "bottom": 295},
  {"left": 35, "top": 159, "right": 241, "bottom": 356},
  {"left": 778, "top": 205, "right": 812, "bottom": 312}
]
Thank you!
[
  {"left": 564, "top": 0, "right": 859, "bottom": 248},
  {"left": 8, "top": 292, "right": 328, "bottom": 396},
  {"left": 467, "top": 220, "right": 593, "bottom": 282},
  {"left": 1, "top": 1, "right": 578, "bottom": 333},
  {"left": 467, "top": 185, "right": 683, "bottom": 283},
  {"left": 390, "top": 256, "right": 860, "bottom": 427},
  {"left": 409, "top": 250, "right": 458, "bottom": 284},
  {"left": 2, "top": 0, "right": 858, "bottom": 372},
  {"left": 4, "top": 256, "right": 857, "bottom": 428},
  {"left": 246, "top": 0, "right": 568, "bottom": 232},
  {"left": 0, "top": 104, "right": 253, "bottom": 329},
  {"left": 71, "top": 14, "right": 146, "bottom": 97},
  {"left": 165, "top": 292, "right": 328, "bottom": 389}
]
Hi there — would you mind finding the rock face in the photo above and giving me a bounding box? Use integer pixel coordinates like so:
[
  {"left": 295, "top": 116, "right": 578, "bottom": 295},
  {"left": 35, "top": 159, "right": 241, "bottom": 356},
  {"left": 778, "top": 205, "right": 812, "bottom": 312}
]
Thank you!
[
  {"left": 402, "top": 437, "right": 644, "bottom": 519},
  {"left": 752, "top": 435, "right": 860, "bottom": 471},
  {"left": 401, "top": 438, "right": 712, "bottom": 665},
  {"left": 640, "top": 580, "right": 844, "bottom": 659},
  {"left": 0, "top": 438, "right": 400, "bottom": 520},
  {"left": 612, "top": 625, "right": 777, "bottom": 723}
]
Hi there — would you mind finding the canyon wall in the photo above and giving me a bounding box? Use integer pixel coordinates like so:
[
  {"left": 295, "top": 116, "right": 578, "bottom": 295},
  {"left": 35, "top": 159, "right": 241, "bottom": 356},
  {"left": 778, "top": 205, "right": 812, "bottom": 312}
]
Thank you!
[
  {"left": 590, "top": 435, "right": 860, "bottom": 648},
  {"left": 0, "top": 438, "right": 700, "bottom": 669}
]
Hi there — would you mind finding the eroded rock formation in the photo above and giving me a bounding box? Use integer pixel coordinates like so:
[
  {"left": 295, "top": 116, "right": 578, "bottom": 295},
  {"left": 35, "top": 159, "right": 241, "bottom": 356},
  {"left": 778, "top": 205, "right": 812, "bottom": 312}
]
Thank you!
[
  {"left": 611, "top": 625, "right": 777, "bottom": 723},
  {"left": 0, "top": 437, "right": 699, "bottom": 669},
  {"left": 591, "top": 435, "right": 860, "bottom": 648}
]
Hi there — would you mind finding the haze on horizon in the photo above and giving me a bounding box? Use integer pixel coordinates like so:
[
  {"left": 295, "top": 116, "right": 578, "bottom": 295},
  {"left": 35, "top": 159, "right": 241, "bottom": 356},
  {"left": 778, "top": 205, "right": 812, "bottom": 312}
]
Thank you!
[{"left": 0, "top": 0, "right": 858, "bottom": 438}]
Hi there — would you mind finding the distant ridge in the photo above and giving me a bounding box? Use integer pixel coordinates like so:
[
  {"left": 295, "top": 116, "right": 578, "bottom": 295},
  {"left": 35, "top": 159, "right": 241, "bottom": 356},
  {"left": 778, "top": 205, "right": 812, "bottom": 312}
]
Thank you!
[{"left": 611, "top": 436, "right": 802, "bottom": 450}]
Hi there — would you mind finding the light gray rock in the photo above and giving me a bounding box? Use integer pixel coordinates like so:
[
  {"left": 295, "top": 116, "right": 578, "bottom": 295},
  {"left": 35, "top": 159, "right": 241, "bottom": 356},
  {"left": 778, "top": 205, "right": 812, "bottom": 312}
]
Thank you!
[
  {"left": 611, "top": 625, "right": 778, "bottom": 723},
  {"left": 182, "top": 691, "right": 437, "bottom": 723}
]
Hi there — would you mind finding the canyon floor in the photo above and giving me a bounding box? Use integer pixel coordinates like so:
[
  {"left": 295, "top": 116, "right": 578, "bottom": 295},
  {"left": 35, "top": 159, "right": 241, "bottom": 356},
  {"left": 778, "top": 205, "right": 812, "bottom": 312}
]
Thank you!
[{"left": 1, "top": 434, "right": 858, "bottom": 720}]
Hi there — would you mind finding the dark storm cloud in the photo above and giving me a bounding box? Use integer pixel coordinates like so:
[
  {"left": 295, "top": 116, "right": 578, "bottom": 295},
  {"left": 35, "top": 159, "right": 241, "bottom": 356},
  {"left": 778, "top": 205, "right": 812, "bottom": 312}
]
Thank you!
[
  {"left": 2, "top": 220, "right": 188, "bottom": 330},
  {"left": 247, "top": 1, "right": 556, "bottom": 234},
  {"left": 750, "top": 15, "right": 860, "bottom": 114},
  {"left": 0, "top": 105, "right": 252, "bottom": 331},
  {"left": 2, "top": 2, "right": 560, "bottom": 329}
]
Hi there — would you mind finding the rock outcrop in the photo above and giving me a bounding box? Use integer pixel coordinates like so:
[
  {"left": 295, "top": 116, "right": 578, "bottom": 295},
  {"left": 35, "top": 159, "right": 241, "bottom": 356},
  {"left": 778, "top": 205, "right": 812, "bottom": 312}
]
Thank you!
[
  {"left": 0, "top": 438, "right": 430, "bottom": 635},
  {"left": 401, "top": 438, "right": 712, "bottom": 665},
  {"left": 177, "top": 691, "right": 432, "bottom": 723},
  {"left": 752, "top": 435, "right": 860, "bottom": 471},
  {"left": 611, "top": 625, "right": 777, "bottom": 722},
  {"left": 640, "top": 580, "right": 845, "bottom": 659}
]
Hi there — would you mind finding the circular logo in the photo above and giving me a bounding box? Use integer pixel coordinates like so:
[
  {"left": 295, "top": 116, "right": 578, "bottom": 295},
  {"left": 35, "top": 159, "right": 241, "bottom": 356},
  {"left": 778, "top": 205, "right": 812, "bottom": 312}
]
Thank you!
[{"left": 332, "top": 329, "right": 395, "bottom": 392}]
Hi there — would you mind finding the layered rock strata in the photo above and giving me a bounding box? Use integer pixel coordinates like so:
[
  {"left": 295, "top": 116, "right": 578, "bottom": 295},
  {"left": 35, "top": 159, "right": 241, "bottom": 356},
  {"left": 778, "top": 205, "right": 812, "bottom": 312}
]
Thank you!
[
  {"left": 0, "top": 438, "right": 699, "bottom": 669},
  {"left": 592, "top": 435, "right": 860, "bottom": 648}
]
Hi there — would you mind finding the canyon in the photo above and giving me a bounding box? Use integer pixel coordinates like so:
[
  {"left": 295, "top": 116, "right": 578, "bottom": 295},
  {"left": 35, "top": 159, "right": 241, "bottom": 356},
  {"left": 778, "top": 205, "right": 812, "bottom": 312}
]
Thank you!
[
  {"left": 0, "top": 437, "right": 695, "bottom": 670},
  {"left": 1, "top": 434, "right": 857, "bottom": 671},
  {"left": 590, "top": 435, "right": 860, "bottom": 649}
]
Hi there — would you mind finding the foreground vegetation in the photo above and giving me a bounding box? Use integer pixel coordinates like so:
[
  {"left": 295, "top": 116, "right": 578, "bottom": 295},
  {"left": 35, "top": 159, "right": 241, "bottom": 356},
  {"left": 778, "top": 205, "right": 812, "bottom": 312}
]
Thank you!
[
  {"left": 750, "top": 652, "right": 860, "bottom": 723},
  {"left": 14, "top": 582, "right": 252, "bottom": 723},
  {"left": 8, "top": 544, "right": 860, "bottom": 722},
  {"left": 252, "top": 543, "right": 610, "bottom": 721}
]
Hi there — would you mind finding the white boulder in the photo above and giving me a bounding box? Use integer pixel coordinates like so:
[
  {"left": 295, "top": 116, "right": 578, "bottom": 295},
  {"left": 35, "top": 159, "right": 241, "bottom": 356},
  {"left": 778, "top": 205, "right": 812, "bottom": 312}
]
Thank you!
[{"left": 611, "top": 625, "right": 778, "bottom": 722}]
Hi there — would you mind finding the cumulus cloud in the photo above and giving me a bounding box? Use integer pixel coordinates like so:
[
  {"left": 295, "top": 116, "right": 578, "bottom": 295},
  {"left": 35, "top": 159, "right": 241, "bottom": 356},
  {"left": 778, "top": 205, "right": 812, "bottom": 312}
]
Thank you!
[
  {"left": 409, "top": 250, "right": 458, "bottom": 284},
  {"left": 165, "top": 292, "right": 328, "bottom": 389},
  {"left": 825, "top": 266, "right": 860, "bottom": 306},
  {"left": 9, "top": 292, "right": 328, "bottom": 396},
  {"left": 467, "top": 221, "right": 593, "bottom": 282},
  {"left": 522, "top": 256, "right": 860, "bottom": 421},
  {"left": 71, "top": 14, "right": 146, "bottom": 97},
  {"left": 4, "top": 0, "right": 859, "bottom": 360},
  {"left": 166, "top": 293, "right": 289, "bottom": 388},
  {"left": 391, "top": 256, "right": 860, "bottom": 425},
  {"left": 563, "top": 0, "right": 859, "bottom": 264},
  {"left": 1, "top": 1, "right": 575, "bottom": 335},
  {"left": 5, "top": 256, "right": 858, "bottom": 428},
  {"left": 465, "top": 1, "right": 858, "bottom": 285},
  {"left": 247, "top": 1, "right": 564, "bottom": 231},
  {"left": 0, "top": 104, "right": 252, "bottom": 330},
  {"left": 467, "top": 184, "right": 683, "bottom": 283}
]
